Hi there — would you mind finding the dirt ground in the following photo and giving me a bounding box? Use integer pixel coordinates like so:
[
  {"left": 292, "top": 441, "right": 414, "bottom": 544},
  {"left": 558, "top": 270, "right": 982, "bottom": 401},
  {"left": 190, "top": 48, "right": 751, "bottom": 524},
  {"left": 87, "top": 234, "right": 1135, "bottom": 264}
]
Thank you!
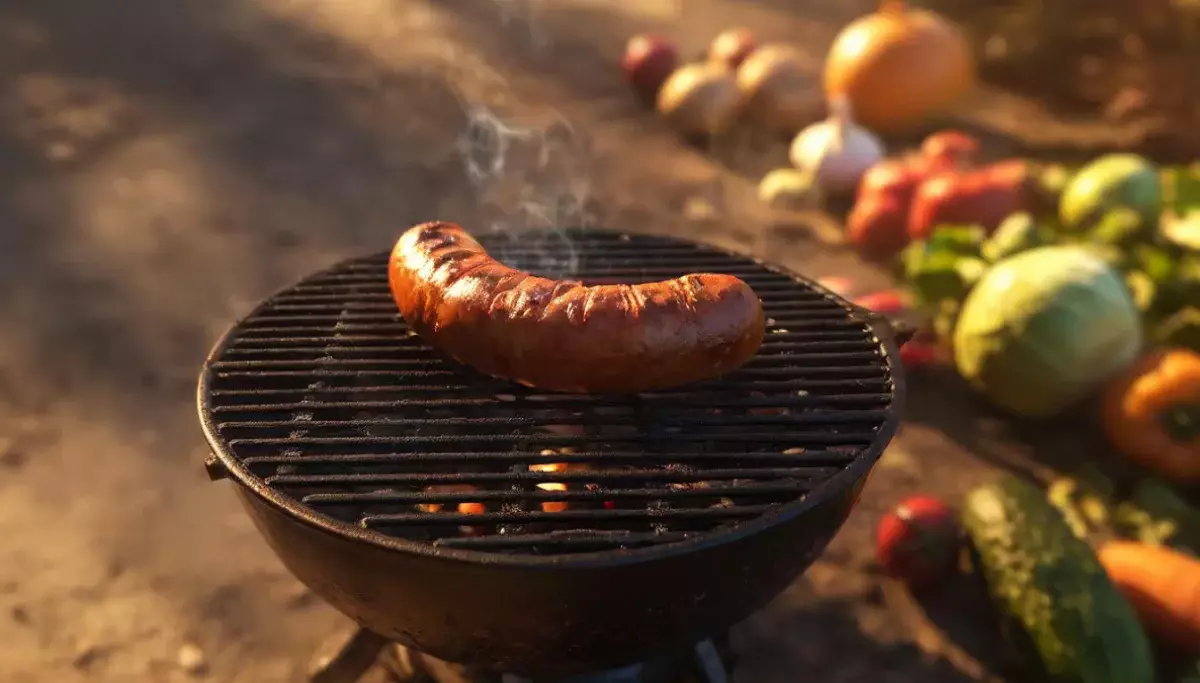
[{"left": 0, "top": 1, "right": 1172, "bottom": 682}]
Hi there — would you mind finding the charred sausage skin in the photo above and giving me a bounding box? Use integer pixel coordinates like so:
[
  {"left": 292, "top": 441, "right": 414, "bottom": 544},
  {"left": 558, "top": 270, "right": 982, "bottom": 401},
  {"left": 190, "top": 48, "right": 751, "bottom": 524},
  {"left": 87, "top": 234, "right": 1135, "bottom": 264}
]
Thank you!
[{"left": 388, "top": 222, "right": 766, "bottom": 393}]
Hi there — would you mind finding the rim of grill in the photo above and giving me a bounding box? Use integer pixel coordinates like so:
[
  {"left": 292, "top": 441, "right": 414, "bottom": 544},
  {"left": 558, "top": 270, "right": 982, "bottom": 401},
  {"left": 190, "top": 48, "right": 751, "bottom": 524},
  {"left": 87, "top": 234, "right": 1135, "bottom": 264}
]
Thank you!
[{"left": 198, "top": 228, "right": 904, "bottom": 566}]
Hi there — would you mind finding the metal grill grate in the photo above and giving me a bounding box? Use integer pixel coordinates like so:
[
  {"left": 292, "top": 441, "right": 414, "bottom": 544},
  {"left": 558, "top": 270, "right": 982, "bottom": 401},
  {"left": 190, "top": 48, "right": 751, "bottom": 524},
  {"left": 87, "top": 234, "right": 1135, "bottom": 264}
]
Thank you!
[{"left": 200, "top": 229, "right": 897, "bottom": 556}]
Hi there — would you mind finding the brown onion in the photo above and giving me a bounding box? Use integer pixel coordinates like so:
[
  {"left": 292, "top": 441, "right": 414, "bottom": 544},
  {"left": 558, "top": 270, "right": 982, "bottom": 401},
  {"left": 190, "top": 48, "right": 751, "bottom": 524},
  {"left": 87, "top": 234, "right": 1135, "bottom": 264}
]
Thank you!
[
  {"left": 622, "top": 34, "right": 680, "bottom": 105},
  {"left": 709, "top": 27, "right": 757, "bottom": 69},
  {"left": 656, "top": 63, "right": 742, "bottom": 138},
  {"left": 824, "top": 0, "right": 974, "bottom": 134},
  {"left": 736, "top": 44, "right": 822, "bottom": 137}
]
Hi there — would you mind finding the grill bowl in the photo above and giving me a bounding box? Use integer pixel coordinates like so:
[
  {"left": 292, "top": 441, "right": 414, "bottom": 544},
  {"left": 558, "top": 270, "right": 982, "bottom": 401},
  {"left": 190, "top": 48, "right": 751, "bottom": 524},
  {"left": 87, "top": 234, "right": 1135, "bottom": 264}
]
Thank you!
[{"left": 199, "top": 228, "right": 905, "bottom": 676}]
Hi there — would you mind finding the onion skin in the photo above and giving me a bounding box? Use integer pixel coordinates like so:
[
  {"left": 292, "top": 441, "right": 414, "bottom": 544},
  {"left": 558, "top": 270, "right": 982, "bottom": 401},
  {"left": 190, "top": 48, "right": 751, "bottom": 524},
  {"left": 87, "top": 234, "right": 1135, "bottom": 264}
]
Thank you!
[
  {"left": 622, "top": 35, "right": 680, "bottom": 104},
  {"left": 656, "top": 63, "right": 742, "bottom": 138},
  {"left": 789, "top": 102, "right": 885, "bottom": 195},
  {"left": 709, "top": 27, "right": 757, "bottom": 69},
  {"left": 736, "top": 44, "right": 821, "bottom": 137},
  {"left": 824, "top": 2, "right": 974, "bottom": 134}
]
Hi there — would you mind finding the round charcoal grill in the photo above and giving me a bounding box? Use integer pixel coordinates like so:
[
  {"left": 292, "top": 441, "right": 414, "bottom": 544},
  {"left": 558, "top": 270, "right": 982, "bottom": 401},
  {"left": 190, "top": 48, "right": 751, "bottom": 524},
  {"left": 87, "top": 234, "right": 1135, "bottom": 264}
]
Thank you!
[{"left": 199, "top": 228, "right": 907, "bottom": 677}]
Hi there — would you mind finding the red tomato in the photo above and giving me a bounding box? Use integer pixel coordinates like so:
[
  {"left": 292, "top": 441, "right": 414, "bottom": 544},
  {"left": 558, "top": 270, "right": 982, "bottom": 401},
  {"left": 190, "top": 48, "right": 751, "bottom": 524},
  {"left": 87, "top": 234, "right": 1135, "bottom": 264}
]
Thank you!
[
  {"left": 857, "top": 159, "right": 926, "bottom": 206},
  {"left": 853, "top": 289, "right": 911, "bottom": 315},
  {"left": 920, "top": 130, "right": 980, "bottom": 169},
  {"left": 848, "top": 192, "right": 911, "bottom": 260},
  {"left": 816, "top": 275, "right": 858, "bottom": 298},
  {"left": 876, "top": 495, "right": 961, "bottom": 588},
  {"left": 899, "top": 340, "right": 940, "bottom": 368}
]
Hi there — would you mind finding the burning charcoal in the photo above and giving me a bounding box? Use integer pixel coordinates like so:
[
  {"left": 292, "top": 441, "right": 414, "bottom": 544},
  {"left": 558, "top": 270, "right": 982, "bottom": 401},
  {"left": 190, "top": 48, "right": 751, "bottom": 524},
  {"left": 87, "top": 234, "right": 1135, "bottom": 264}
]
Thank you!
[
  {"left": 418, "top": 484, "right": 484, "bottom": 515},
  {"left": 536, "top": 482, "right": 569, "bottom": 513},
  {"left": 530, "top": 452, "right": 592, "bottom": 512}
]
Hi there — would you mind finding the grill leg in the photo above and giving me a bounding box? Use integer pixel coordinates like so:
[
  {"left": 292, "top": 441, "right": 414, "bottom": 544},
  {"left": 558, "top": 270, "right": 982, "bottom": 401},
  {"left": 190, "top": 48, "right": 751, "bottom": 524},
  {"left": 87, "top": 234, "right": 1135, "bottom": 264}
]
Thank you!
[
  {"left": 381, "top": 644, "right": 502, "bottom": 683},
  {"left": 685, "top": 640, "right": 729, "bottom": 683},
  {"left": 310, "top": 627, "right": 390, "bottom": 683}
]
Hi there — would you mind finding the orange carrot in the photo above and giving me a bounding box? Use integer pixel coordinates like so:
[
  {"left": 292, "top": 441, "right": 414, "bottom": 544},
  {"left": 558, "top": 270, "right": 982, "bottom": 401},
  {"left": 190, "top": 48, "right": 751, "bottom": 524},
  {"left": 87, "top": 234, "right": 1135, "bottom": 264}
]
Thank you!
[{"left": 1098, "top": 541, "right": 1200, "bottom": 655}]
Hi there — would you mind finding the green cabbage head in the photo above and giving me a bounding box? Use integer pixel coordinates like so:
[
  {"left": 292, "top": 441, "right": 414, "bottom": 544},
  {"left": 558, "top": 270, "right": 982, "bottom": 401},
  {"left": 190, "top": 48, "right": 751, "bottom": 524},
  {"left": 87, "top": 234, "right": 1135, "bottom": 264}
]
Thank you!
[{"left": 953, "top": 245, "right": 1143, "bottom": 418}]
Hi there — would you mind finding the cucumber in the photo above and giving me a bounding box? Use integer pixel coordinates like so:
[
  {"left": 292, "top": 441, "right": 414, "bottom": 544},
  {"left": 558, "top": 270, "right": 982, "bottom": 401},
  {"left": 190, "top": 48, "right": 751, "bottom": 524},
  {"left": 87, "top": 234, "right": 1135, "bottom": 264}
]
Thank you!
[{"left": 962, "top": 476, "right": 1156, "bottom": 683}]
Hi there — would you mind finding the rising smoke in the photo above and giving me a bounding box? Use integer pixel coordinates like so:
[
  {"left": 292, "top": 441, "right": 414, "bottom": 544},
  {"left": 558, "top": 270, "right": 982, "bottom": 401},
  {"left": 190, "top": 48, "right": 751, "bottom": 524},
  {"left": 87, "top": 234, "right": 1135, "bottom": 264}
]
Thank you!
[{"left": 443, "top": 0, "right": 599, "bottom": 279}]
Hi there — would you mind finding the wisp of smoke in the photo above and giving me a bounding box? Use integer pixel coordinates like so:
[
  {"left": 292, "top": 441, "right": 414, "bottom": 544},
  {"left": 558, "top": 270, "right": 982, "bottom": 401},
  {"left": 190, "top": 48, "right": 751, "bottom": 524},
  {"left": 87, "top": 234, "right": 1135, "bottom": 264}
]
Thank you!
[
  {"left": 490, "top": 0, "right": 550, "bottom": 50},
  {"left": 453, "top": 103, "right": 596, "bottom": 279}
]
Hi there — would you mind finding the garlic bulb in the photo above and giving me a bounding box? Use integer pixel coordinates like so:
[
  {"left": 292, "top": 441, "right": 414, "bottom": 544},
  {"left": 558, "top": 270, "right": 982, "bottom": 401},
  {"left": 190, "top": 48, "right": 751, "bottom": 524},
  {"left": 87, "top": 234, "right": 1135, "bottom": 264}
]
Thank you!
[{"left": 789, "top": 98, "right": 885, "bottom": 194}]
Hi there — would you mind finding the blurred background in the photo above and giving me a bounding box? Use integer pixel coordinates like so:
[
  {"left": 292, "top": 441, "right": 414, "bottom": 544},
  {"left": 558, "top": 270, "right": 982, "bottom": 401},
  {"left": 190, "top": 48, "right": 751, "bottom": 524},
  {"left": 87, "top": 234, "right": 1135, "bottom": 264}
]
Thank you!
[{"left": 0, "top": 1, "right": 1195, "bottom": 682}]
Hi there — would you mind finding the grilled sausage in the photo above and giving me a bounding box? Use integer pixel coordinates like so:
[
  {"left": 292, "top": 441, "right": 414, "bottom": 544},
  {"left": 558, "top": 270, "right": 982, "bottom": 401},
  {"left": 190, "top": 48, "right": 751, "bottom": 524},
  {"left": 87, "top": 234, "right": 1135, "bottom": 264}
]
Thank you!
[{"left": 388, "top": 222, "right": 766, "bottom": 393}]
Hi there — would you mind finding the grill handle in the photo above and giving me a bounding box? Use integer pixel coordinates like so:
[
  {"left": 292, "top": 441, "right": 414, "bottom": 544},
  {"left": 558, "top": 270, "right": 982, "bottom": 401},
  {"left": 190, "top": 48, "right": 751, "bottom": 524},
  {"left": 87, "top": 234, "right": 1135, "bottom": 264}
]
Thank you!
[
  {"left": 204, "top": 452, "right": 230, "bottom": 481},
  {"left": 854, "top": 308, "right": 918, "bottom": 347},
  {"left": 885, "top": 319, "right": 918, "bottom": 347}
]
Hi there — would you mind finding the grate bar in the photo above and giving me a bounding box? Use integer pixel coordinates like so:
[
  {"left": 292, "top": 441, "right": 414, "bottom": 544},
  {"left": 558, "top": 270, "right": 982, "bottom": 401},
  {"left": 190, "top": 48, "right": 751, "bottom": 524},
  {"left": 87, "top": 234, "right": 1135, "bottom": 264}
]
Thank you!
[
  {"left": 228, "top": 433, "right": 877, "bottom": 452},
  {"left": 234, "top": 319, "right": 869, "bottom": 335},
  {"left": 302, "top": 481, "right": 814, "bottom": 506},
  {"left": 302, "top": 270, "right": 798, "bottom": 286},
  {"left": 239, "top": 450, "right": 857, "bottom": 467},
  {"left": 218, "top": 340, "right": 872, "bottom": 359},
  {"left": 361, "top": 504, "right": 776, "bottom": 528},
  {"left": 258, "top": 300, "right": 849, "bottom": 314},
  {"left": 216, "top": 410, "right": 888, "bottom": 432},
  {"left": 288, "top": 281, "right": 814, "bottom": 295},
  {"left": 272, "top": 467, "right": 833, "bottom": 486},
  {"left": 241, "top": 311, "right": 856, "bottom": 325},
  {"left": 267, "top": 291, "right": 839, "bottom": 305},
  {"left": 211, "top": 370, "right": 887, "bottom": 385},
  {"left": 210, "top": 393, "right": 892, "bottom": 413},
  {"left": 224, "top": 330, "right": 872, "bottom": 348},
  {"left": 333, "top": 259, "right": 774, "bottom": 273},
  {"left": 209, "top": 379, "right": 892, "bottom": 396},
  {"left": 209, "top": 352, "right": 879, "bottom": 371},
  {"left": 432, "top": 531, "right": 692, "bottom": 550}
]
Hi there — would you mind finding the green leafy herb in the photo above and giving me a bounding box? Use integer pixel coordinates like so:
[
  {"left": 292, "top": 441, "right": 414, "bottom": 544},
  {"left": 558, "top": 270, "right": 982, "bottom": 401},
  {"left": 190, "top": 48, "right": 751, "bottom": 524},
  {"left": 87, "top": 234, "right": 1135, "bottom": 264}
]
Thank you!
[
  {"left": 1090, "top": 207, "right": 1149, "bottom": 247},
  {"left": 983, "top": 213, "right": 1051, "bottom": 263},
  {"left": 901, "top": 224, "right": 988, "bottom": 307},
  {"left": 909, "top": 251, "right": 972, "bottom": 304},
  {"left": 926, "top": 224, "right": 986, "bottom": 255}
]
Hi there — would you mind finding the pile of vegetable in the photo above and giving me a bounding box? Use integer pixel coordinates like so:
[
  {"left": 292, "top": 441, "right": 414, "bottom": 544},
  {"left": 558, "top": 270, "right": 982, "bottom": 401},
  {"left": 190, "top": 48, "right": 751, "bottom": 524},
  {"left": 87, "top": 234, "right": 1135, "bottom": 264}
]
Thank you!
[
  {"left": 877, "top": 474, "right": 1200, "bottom": 682},
  {"left": 622, "top": 2, "right": 978, "bottom": 210},
  {"left": 620, "top": 27, "right": 818, "bottom": 141},
  {"left": 826, "top": 130, "right": 1200, "bottom": 481}
]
